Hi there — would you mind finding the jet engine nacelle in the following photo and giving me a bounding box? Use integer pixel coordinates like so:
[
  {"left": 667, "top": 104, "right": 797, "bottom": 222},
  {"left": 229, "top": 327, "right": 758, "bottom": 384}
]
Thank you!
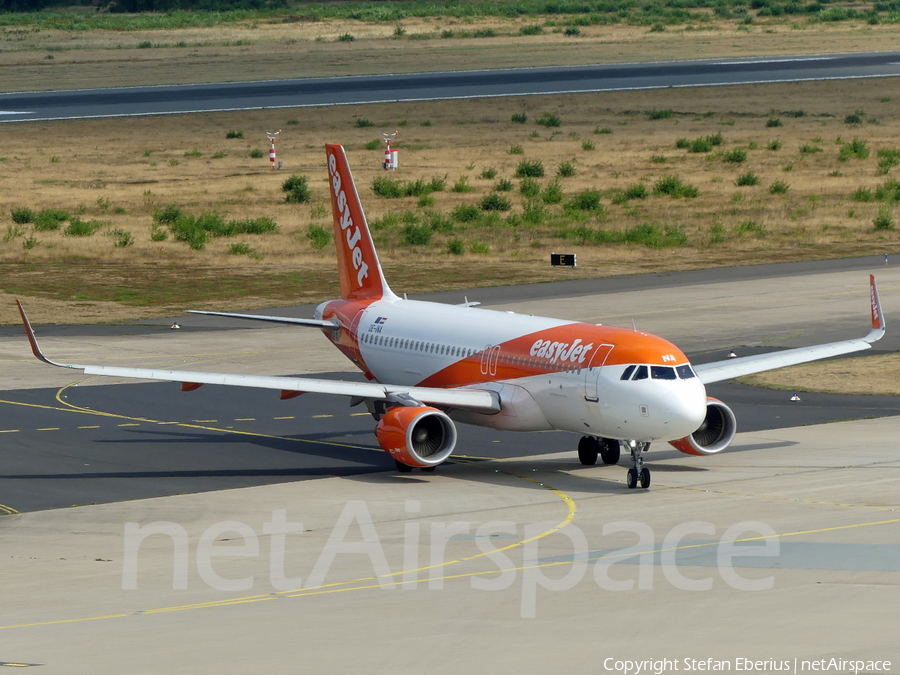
[
  {"left": 668, "top": 397, "right": 737, "bottom": 456},
  {"left": 375, "top": 406, "right": 457, "bottom": 467}
]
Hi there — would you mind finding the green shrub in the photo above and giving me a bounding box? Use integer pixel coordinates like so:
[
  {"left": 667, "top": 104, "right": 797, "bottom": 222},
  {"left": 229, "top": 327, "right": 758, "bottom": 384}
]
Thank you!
[
  {"left": 542, "top": 181, "right": 564, "bottom": 204},
  {"left": 877, "top": 148, "right": 900, "bottom": 174},
  {"left": 875, "top": 179, "right": 900, "bottom": 201},
  {"left": 767, "top": 140, "right": 782, "bottom": 151},
  {"left": 851, "top": 188, "right": 874, "bottom": 202},
  {"left": 11, "top": 207, "right": 34, "bottom": 224},
  {"left": 646, "top": 109, "right": 673, "bottom": 120},
  {"left": 839, "top": 137, "right": 869, "bottom": 161},
  {"left": 769, "top": 180, "right": 790, "bottom": 195},
  {"left": 479, "top": 167, "right": 498, "bottom": 179},
  {"left": 511, "top": 113, "right": 528, "bottom": 124},
  {"left": 519, "top": 24, "right": 543, "bottom": 36},
  {"left": 874, "top": 207, "right": 895, "bottom": 230},
  {"left": 736, "top": 171, "right": 760, "bottom": 186},
  {"left": 184, "top": 149, "right": 202, "bottom": 158},
  {"left": 446, "top": 238, "right": 465, "bottom": 255},
  {"left": 723, "top": 148, "right": 748, "bottom": 163},
  {"left": 624, "top": 223, "right": 688, "bottom": 248},
  {"left": 766, "top": 117, "right": 783, "bottom": 128},
  {"left": 675, "top": 137, "right": 691, "bottom": 149},
  {"left": 520, "top": 177, "right": 541, "bottom": 198},
  {"left": 734, "top": 221, "right": 767, "bottom": 237},
  {"left": 563, "top": 25, "right": 580, "bottom": 36},
  {"left": 470, "top": 240, "right": 491, "bottom": 254},
  {"left": 225, "top": 130, "right": 243, "bottom": 139},
  {"left": 282, "top": 175, "right": 311, "bottom": 203},
  {"left": 582, "top": 140, "right": 595, "bottom": 151},
  {"left": 372, "top": 176, "right": 404, "bottom": 198},
  {"left": 650, "top": 155, "right": 667, "bottom": 164},
  {"left": 689, "top": 138, "right": 713, "bottom": 153},
  {"left": 33, "top": 209, "right": 69, "bottom": 231},
  {"left": 494, "top": 178, "right": 513, "bottom": 192},
  {"left": 364, "top": 139, "right": 381, "bottom": 151},
  {"left": 22, "top": 235, "right": 38, "bottom": 250},
  {"left": 536, "top": 112, "right": 562, "bottom": 128},
  {"left": 557, "top": 160, "right": 576, "bottom": 178},
  {"left": 567, "top": 190, "right": 602, "bottom": 212},
  {"left": 402, "top": 223, "right": 433, "bottom": 245},
  {"left": 624, "top": 183, "right": 649, "bottom": 200},
  {"left": 150, "top": 227, "right": 168, "bottom": 242},
  {"left": 354, "top": 117, "right": 374, "bottom": 127},
  {"left": 64, "top": 217, "right": 102, "bottom": 237},
  {"left": 153, "top": 205, "right": 182, "bottom": 225},
  {"left": 799, "top": 144, "right": 822, "bottom": 155},
  {"left": 451, "top": 176, "right": 474, "bottom": 193},
  {"left": 654, "top": 176, "right": 698, "bottom": 198},
  {"left": 595, "top": 127, "right": 612, "bottom": 135},
  {"left": 418, "top": 194, "right": 435, "bottom": 208},
  {"left": 229, "top": 242, "right": 254, "bottom": 255},
  {"left": 337, "top": 33, "right": 355, "bottom": 42},
  {"left": 110, "top": 229, "right": 133, "bottom": 247},
  {"left": 452, "top": 204, "right": 481, "bottom": 222},
  {"left": 250, "top": 148, "right": 264, "bottom": 158},
  {"left": 515, "top": 160, "right": 545, "bottom": 178},
  {"left": 307, "top": 224, "right": 331, "bottom": 249},
  {"left": 844, "top": 111, "right": 864, "bottom": 125},
  {"left": 479, "top": 194, "right": 512, "bottom": 211}
]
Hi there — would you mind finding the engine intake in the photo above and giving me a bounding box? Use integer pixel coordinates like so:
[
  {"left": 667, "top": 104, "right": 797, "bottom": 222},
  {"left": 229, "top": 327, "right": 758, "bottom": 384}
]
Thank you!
[
  {"left": 669, "top": 398, "right": 737, "bottom": 456},
  {"left": 375, "top": 406, "right": 457, "bottom": 467}
]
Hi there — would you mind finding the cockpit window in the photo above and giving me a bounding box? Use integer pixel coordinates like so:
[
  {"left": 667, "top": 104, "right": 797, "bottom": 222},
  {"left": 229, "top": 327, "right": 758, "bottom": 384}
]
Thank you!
[
  {"left": 620, "top": 365, "right": 636, "bottom": 381},
  {"left": 632, "top": 365, "right": 648, "bottom": 380},
  {"left": 676, "top": 364, "right": 696, "bottom": 379},
  {"left": 651, "top": 366, "right": 677, "bottom": 380}
]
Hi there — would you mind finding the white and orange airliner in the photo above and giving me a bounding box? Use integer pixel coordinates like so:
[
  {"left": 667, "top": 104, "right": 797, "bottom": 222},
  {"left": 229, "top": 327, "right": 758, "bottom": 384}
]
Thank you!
[{"left": 18, "top": 144, "right": 887, "bottom": 489}]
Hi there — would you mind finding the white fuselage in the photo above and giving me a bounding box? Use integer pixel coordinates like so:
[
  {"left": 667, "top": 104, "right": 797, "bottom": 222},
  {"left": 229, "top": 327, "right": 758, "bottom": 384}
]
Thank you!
[{"left": 317, "top": 295, "right": 708, "bottom": 443}]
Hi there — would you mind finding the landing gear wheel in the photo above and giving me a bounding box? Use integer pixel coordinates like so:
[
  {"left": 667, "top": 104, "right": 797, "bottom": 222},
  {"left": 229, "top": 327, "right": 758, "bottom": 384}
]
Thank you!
[
  {"left": 600, "top": 439, "right": 621, "bottom": 465},
  {"left": 421, "top": 466, "right": 436, "bottom": 472},
  {"left": 626, "top": 468, "right": 638, "bottom": 489},
  {"left": 395, "top": 460, "right": 414, "bottom": 473},
  {"left": 640, "top": 467, "right": 651, "bottom": 489},
  {"left": 578, "top": 436, "right": 599, "bottom": 465}
]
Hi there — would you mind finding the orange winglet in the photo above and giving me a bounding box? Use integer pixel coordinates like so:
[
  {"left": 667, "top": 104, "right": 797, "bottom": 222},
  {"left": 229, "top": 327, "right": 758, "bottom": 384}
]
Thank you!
[
  {"left": 280, "top": 390, "right": 304, "bottom": 400},
  {"left": 16, "top": 300, "right": 43, "bottom": 361},
  {"left": 181, "top": 382, "right": 203, "bottom": 392}
]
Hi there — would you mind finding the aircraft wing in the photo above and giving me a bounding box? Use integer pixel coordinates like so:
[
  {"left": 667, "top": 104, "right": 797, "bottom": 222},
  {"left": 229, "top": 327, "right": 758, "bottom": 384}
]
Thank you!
[
  {"left": 184, "top": 310, "right": 339, "bottom": 330},
  {"left": 15, "top": 301, "right": 500, "bottom": 414},
  {"left": 694, "top": 274, "right": 885, "bottom": 384}
]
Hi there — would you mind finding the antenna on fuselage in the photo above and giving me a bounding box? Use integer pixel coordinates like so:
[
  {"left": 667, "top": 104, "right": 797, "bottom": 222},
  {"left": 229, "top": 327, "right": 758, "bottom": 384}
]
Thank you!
[{"left": 631, "top": 316, "right": 637, "bottom": 331}]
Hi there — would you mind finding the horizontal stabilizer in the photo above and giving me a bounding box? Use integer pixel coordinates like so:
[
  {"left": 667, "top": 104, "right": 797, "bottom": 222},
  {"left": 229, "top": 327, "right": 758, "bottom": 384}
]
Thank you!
[{"left": 185, "top": 310, "right": 339, "bottom": 330}]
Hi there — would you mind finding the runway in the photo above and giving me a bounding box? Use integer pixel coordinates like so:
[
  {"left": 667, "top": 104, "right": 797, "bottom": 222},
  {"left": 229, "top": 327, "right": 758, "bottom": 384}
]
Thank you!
[
  {"left": 2, "top": 51, "right": 900, "bottom": 122},
  {"left": 1, "top": 260, "right": 898, "bottom": 672}
]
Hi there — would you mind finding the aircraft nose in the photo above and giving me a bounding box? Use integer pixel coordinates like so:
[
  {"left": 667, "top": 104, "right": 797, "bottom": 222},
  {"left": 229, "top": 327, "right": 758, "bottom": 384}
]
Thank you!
[{"left": 660, "top": 384, "right": 708, "bottom": 436}]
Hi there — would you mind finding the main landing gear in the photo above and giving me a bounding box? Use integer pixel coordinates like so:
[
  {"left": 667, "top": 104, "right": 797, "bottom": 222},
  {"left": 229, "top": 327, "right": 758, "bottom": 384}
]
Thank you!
[
  {"left": 577, "top": 436, "right": 621, "bottom": 466},
  {"left": 625, "top": 441, "right": 651, "bottom": 490}
]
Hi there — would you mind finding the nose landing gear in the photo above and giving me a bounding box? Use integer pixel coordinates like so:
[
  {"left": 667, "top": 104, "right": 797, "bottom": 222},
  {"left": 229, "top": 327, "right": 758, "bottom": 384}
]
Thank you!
[{"left": 625, "top": 441, "right": 651, "bottom": 489}]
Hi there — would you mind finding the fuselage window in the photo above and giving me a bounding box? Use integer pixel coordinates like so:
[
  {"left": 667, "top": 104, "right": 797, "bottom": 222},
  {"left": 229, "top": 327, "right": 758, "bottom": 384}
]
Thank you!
[
  {"left": 633, "top": 365, "right": 649, "bottom": 380},
  {"left": 651, "top": 366, "right": 677, "bottom": 380},
  {"left": 676, "top": 364, "right": 696, "bottom": 379},
  {"left": 621, "top": 365, "right": 636, "bottom": 380}
]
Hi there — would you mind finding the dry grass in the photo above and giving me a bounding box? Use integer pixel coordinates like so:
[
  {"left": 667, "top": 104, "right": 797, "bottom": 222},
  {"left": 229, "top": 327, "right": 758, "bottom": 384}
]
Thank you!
[
  {"left": 740, "top": 353, "right": 900, "bottom": 396},
  {"left": 3, "top": 20, "right": 900, "bottom": 324}
]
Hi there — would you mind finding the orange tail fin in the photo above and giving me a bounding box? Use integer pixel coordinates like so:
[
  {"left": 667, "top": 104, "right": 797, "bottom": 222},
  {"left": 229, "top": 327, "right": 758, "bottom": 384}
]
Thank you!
[{"left": 325, "top": 143, "right": 394, "bottom": 301}]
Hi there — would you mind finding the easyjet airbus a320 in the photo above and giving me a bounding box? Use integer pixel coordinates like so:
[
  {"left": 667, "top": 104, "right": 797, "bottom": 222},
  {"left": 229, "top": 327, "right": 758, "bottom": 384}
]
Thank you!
[{"left": 18, "top": 144, "right": 887, "bottom": 489}]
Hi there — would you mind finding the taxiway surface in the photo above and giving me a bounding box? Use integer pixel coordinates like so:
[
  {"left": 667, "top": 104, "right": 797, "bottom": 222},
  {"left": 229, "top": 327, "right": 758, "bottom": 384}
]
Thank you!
[{"left": 0, "top": 259, "right": 898, "bottom": 673}]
